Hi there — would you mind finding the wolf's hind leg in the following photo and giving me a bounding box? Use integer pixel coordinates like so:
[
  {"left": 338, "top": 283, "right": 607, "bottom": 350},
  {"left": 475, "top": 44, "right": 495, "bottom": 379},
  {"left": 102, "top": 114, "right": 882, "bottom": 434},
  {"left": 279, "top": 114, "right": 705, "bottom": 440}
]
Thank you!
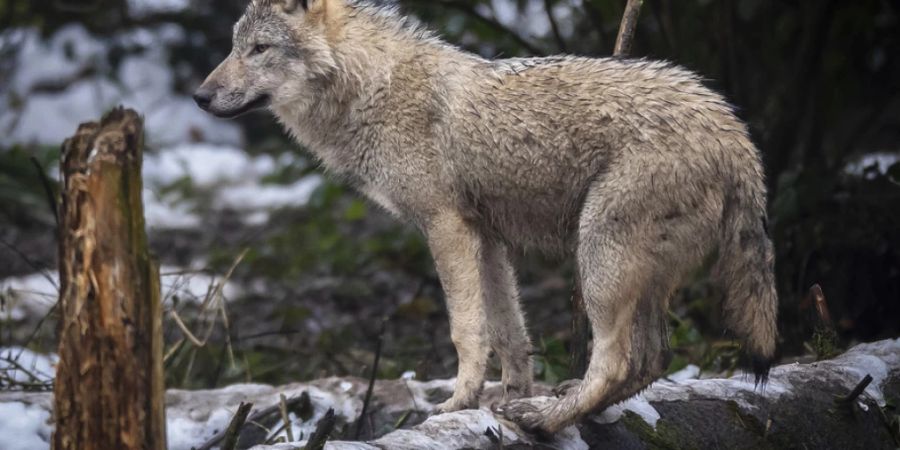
[
  {"left": 427, "top": 211, "right": 491, "bottom": 413},
  {"left": 481, "top": 241, "right": 533, "bottom": 402},
  {"left": 499, "top": 232, "right": 675, "bottom": 432},
  {"left": 499, "top": 174, "right": 718, "bottom": 432}
]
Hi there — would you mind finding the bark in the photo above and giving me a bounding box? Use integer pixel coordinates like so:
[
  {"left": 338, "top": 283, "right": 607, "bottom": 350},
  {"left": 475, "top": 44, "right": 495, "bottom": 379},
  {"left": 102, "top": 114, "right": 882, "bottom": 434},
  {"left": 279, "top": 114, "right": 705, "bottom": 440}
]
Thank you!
[
  {"left": 614, "top": 0, "right": 644, "bottom": 56},
  {"left": 52, "top": 108, "right": 166, "bottom": 450}
]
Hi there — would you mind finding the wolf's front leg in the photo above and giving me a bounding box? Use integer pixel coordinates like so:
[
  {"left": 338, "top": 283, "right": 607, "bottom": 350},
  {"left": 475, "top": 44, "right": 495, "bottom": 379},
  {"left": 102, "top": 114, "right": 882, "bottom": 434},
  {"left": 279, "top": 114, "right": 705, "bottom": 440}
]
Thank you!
[
  {"left": 480, "top": 241, "right": 533, "bottom": 402},
  {"left": 427, "top": 210, "right": 490, "bottom": 413}
]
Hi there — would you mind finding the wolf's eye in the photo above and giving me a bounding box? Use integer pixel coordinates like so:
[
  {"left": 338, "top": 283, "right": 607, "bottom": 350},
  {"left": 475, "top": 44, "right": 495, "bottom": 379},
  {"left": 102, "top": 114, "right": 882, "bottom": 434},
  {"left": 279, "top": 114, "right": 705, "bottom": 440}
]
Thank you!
[{"left": 252, "top": 44, "right": 271, "bottom": 55}]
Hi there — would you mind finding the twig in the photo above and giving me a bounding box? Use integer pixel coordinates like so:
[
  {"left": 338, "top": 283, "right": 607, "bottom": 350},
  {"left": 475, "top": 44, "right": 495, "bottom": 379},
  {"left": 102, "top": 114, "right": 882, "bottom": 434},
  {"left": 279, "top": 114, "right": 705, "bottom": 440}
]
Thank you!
[
  {"left": 543, "top": 0, "right": 568, "bottom": 53},
  {"left": 0, "top": 238, "right": 58, "bottom": 289},
  {"left": 836, "top": 374, "right": 873, "bottom": 406},
  {"left": 613, "top": 0, "right": 644, "bottom": 56},
  {"left": 210, "top": 402, "right": 253, "bottom": 450},
  {"left": 196, "top": 394, "right": 309, "bottom": 450},
  {"left": 0, "top": 355, "right": 50, "bottom": 385},
  {"left": 169, "top": 309, "right": 207, "bottom": 347},
  {"left": 280, "top": 394, "right": 294, "bottom": 442},
  {"left": 393, "top": 410, "right": 413, "bottom": 430},
  {"left": 29, "top": 156, "right": 59, "bottom": 228},
  {"left": 354, "top": 318, "right": 387, "bottom": 440},
  {"left": 167, "top": 249, "right": 248, "bottom": 350},
  {"left": 808, "top": 284, "right": 833, "bottom": 326},
  {"left": 13, "top": 302, "right": 58, "bottom": 363},
  {"left": 484, "top": 426, "right": 504, "bottom": 448},
  {"left": 305, "top": 409, "right": 336, "bottom": 450}
]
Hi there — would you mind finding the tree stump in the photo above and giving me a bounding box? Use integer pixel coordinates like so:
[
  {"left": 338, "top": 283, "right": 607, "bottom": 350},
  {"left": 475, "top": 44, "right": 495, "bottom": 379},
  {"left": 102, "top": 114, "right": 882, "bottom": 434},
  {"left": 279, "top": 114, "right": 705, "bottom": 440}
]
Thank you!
[{"left": 52, "top": 108, "right": 166, "bottom": 450}]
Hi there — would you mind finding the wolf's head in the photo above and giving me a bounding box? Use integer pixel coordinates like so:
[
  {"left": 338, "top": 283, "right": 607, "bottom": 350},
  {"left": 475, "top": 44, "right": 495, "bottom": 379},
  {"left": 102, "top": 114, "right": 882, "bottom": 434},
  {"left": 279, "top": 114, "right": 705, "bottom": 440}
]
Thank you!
[{"left": 194, "top": 0, "right": 341, "bottom": 118}]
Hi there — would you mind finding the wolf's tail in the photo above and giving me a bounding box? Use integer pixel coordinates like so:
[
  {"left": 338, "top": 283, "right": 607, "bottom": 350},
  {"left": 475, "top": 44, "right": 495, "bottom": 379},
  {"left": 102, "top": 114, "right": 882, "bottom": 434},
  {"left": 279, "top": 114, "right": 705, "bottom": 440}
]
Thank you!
[{"left": 714, "top": 180, "right": 778, "bottom": 383}]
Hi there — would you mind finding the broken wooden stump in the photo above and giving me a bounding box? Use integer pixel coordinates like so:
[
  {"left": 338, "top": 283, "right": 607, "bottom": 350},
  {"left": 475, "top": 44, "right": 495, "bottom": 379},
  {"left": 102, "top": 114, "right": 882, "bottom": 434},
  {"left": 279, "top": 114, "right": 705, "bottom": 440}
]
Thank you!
[{"left": 53, "top": 108, "right": 166, "bottom": 450}]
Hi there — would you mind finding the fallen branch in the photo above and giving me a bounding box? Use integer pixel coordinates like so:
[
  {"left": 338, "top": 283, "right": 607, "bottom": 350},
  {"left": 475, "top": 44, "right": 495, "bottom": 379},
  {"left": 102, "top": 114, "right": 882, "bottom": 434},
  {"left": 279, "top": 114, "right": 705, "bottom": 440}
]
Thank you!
[
  {"left": 3, "top": 340, "right": 899, "bottom": 449},
  {"left": 306, "top": 408, "right": 336, "bottom": 450},
  {"left": 195, "top": 392, "right": 312, "bottom": 450},
  {"left": 222, "top": 402, "right": 254, "bottom": 450}
]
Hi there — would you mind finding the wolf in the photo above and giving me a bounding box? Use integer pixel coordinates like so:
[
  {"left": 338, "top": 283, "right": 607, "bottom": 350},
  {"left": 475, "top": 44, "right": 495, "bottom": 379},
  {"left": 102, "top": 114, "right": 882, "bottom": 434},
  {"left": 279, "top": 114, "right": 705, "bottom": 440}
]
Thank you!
[{"left": 194, "top": 0, "right": 778, "bottom": 434}]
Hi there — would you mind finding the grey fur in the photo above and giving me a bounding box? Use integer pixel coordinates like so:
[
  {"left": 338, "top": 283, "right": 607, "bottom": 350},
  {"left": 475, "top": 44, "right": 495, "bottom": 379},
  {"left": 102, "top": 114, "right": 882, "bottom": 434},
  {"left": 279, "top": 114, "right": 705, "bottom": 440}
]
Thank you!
[{"left": 196, "top": 0, "right": 779, "bottom": 434}]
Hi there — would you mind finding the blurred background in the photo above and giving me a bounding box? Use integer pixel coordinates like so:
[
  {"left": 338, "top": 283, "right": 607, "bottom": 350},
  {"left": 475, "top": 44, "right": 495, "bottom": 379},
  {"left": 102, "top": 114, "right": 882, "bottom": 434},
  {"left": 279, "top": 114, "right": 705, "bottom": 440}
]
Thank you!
[{"left": 1, "top": 0, "right": 898, "bottom": 392}]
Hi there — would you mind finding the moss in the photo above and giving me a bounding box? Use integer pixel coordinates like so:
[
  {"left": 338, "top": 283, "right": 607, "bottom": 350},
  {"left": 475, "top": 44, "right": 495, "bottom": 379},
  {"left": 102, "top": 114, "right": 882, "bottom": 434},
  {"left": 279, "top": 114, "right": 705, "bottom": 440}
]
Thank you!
[
  {"left": 724, "top": 400, "right": 766, "bottom": 436},
  {"left": 811, "top": 325, "right": 841, "bottom": 360},
  {"left": 620, "top": 410, "right": 690, "bottom": 450}
]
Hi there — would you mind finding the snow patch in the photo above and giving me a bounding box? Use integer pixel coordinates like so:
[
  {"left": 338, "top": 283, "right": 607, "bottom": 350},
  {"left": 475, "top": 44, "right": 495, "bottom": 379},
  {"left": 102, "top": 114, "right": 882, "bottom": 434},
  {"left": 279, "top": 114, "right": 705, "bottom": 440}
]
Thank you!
[
  {"left": 1, "top": 25, "right": 242, "bottom": 148},
  {"left": 0, "top": 402, "right": 52, "bottom": 450},
  {"left": 0, "top": 273, "right": 58, "bottom": 321},
  {"left": 8, "top": 25, "right": 106, "bottom": 94},
  {"left": 143, "top": 144, "right": 277, "bottom": 188},
  {"left": 845, "top": 152, "right": 899, "bottom": 176},
  {"left": 594, "top": 394, "right": 660, "bottom": 428},
  {"left": 159, "top": 266, "right": 242, "bottom": 305},
  {"left": 218, "top": 175, "right": 323, "bottom": 212},
  {"left": 128, "top": 0, "right": 191, "bottom": 17},
  {"left": 800, "top": 338, "right": 900, "bottom": 407},
  {"left": 667, "top": 364, "right": 701, "bottom": 382},
  {"left": 143, "top": 191, "right": 202, "bottom": 229}
]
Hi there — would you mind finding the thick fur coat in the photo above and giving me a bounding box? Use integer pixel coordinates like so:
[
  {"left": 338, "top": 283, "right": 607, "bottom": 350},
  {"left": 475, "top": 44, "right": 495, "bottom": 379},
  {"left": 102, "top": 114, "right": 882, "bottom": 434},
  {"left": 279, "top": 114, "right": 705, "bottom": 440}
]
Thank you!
[{"left": 195, "top": 0, "right": 778, "bottom": 433}]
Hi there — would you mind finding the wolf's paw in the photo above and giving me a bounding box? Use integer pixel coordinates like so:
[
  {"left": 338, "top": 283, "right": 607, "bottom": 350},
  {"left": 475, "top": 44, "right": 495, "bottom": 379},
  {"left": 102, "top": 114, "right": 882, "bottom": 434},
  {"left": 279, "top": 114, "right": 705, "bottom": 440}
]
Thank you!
[
  {"left": 493, "top": 396, "right": 560, "bottom": 433},
  {"left": 551, "top": 379, "right": 582, "bottom": 398},
  {"left": 434, "top": 395, "right": 478, "bottom": 414}
]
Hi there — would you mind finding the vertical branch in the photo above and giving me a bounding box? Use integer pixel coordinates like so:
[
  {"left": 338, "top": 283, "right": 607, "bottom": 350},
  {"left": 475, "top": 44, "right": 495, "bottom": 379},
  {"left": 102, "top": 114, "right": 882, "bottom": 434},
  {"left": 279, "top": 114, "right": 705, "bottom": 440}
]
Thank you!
[
  {"left": 354, "top": 318, "right": 386, "bottom": 440},
  {"left": 543, "top": 0, "right": 568, "bottom": 53},
  {"left": 613, "top": 0, "right": 644, "bottom": 56},
  {"left": 52, "top": 108, "right": 166, "bottom": 450}
]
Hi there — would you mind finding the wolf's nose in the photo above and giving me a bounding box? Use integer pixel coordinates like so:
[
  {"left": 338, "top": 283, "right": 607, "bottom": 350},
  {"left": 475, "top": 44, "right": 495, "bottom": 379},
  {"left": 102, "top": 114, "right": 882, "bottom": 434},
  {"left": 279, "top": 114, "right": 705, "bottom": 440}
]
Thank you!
[{"left": 193, "top": 90, "right": 213, "bottom": 110}]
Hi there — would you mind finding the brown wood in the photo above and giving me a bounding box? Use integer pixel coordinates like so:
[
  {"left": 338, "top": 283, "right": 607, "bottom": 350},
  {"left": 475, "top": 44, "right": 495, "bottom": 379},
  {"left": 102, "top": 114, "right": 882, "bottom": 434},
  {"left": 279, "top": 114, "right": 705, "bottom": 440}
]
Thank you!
[
  {"left": 52, "top": 108, "right": 166, "bottom": 450},
  {"left": 614, "top": 0, "right": 644, "bottom": 56}
]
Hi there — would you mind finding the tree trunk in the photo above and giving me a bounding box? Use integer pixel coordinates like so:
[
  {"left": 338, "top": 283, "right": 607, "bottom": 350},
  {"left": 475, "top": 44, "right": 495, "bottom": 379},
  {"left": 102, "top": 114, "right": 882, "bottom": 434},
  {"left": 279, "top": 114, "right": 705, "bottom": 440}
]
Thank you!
[{"left": 52, "top": 108, "right": 166, "bottom": 450}]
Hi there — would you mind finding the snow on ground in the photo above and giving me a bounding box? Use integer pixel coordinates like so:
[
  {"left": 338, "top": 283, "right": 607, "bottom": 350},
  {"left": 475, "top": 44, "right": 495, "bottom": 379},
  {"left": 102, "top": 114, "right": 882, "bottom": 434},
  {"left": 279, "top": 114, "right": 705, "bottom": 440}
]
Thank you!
[
  {"left": 0, "top": 402, "right": 52, "bottom": 450},
  {"left": 165, "top": 381, "right": 364, "bottom": 450},
  {"left": 1, "top": 339, "right": 899, "bottom": 449}
]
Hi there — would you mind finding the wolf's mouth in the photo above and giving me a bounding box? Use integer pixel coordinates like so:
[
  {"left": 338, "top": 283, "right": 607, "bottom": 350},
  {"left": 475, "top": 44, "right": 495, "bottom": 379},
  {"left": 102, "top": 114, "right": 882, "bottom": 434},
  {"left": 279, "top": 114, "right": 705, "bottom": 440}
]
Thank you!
[{"left": 213, "top": 95, "right": 271, "bottom": 119}]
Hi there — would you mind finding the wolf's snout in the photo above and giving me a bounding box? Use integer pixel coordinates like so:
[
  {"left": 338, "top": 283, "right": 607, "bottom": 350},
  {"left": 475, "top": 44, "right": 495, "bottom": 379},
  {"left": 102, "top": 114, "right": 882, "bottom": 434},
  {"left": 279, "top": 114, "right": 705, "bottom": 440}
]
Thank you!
[{"left": 192, "top": 87, "right": 215, "bottom": 111}]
